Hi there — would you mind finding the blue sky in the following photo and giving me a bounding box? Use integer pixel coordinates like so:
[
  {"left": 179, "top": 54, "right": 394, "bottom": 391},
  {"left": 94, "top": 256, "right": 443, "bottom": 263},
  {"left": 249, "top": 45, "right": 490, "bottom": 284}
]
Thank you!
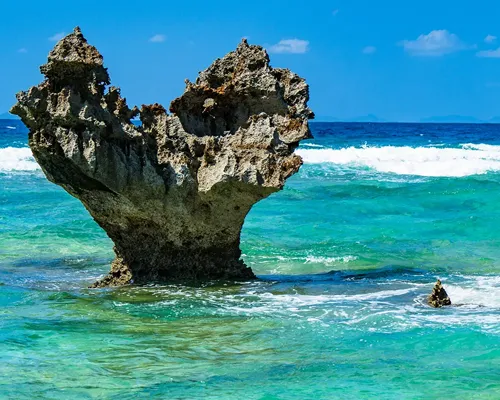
[{"left": 2, "top": 0, "right": 500, "bottom": 121}]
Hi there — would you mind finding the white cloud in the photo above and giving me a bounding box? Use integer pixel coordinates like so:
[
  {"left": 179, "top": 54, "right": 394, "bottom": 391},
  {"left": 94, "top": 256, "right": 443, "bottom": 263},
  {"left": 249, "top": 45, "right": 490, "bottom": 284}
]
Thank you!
[
  {"left": 362, "top": 46, "right": 376, "bottom": 54},
  {"left": 17, "top": 48, "right": 27, "bottom": 53},
  {"left": 399, "top": 30, "right": 468, "bottom": 56},
  {"left": 149, "top": 34, "right": 166, "bottom": 43},
  {"left": 477, "top": 47, "right": 500, "bottom": 58},
  {"left": 332, "top": 9, "right": 339, "bottom": 16},
  {"left": 268, "top": 39, "right": 309, "bottom": 54},
  {"left": 48, "top": 32, "right": 66, "bottom": 42},
  {"left": 485, "top": 34, "right": 497, "bottom": 43}
]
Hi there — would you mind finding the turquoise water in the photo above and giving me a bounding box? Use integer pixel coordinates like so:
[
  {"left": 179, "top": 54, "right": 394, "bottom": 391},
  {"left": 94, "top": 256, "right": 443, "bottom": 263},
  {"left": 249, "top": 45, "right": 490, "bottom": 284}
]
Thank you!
[{"left": 1, "top": 120, "right": 500, "bottom": 399}]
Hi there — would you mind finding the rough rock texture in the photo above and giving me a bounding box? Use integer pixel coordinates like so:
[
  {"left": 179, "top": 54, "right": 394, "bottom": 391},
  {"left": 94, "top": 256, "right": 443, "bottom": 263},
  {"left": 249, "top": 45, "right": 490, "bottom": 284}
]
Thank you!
[
  {"left": 11, "top": 27, "right": 313, "bottom": 286},
  {"left": 428, "top": 280, "right": 452, "bottom": 308}
]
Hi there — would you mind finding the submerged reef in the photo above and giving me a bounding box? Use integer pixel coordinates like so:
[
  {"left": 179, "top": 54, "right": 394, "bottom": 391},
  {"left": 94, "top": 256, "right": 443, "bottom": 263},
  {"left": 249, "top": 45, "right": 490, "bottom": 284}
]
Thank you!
[
  {"left": 428, "top": 280, "right": 452, "bottom": 308},
  {"left": 11, "top": 27, "right": 313, "bottom": 286}
]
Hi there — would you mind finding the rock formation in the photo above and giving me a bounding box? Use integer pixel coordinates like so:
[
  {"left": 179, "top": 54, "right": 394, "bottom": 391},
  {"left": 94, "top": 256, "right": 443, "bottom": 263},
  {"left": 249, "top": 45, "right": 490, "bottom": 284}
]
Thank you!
[
  {"left": 428, "top": 280, "right": 452, "bottom": 308},
  {"left": 11, "top": 27, "right": 313, "bottom": 286}
]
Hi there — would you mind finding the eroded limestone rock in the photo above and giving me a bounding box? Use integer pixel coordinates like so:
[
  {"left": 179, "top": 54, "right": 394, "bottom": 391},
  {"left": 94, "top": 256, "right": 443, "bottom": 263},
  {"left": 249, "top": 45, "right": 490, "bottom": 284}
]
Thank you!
[
  {"left": 11, "top": 27, "right": 313, "bottom": 286},
  {"left": 428, "top": 279, "right": 452, "bottom": 308}
]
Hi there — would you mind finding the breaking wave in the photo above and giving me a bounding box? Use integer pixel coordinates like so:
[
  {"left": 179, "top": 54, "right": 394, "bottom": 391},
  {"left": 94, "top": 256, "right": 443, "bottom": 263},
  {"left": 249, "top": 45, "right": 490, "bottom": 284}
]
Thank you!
[
  {"left": 5, "top": 142, "right": 500, "bottom": 178},
  {"left": 296, "top": 143, "right": 500, "bottom": 177},
  {"left": 0, "top": 147, "right": 39, "bottom": 172}
]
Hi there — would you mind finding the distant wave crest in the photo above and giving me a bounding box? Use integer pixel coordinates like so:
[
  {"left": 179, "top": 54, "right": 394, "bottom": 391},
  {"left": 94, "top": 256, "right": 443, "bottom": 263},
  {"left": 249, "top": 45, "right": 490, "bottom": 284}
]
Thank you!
[
  {"left": 296, "top": 143, "right": 500, "bottom": 177},
  {"left": 0, "top": 147, "right": 39, "bottom": 172},
  {"left": 5, "top": 143, "right": 500, "bottom": 177}
]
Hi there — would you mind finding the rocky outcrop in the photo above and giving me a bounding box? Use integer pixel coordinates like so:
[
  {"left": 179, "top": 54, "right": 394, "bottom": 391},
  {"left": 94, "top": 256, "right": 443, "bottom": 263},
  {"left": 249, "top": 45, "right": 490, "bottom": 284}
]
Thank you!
[
  {"left": 11, "top": 27, "right": 313, "bottom": 286},
  {"left": 428, "top": 280, "right": 452, "bottom": 308}
]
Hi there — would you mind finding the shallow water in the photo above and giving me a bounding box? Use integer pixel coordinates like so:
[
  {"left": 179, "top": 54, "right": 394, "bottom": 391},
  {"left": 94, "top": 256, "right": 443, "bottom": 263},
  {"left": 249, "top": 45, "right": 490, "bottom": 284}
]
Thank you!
[{"left": 1, "top": 120, "right": 500, "bottom": 399}]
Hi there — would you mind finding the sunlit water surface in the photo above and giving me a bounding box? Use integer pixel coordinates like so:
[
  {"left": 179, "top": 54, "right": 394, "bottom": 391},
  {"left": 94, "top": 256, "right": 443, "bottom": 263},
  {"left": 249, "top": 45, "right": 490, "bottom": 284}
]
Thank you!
[{"left": 1, "top": 121, "right": 500, "bottom": 399}]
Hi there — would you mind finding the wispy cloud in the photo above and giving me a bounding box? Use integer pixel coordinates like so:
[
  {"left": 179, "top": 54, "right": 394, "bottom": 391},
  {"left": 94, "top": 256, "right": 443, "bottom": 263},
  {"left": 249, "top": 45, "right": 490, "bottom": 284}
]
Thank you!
[
  {"left": 485, "top": 34, "right": 497, "bottom": 43},
  {"left": 362, "top": 46, "right": 376, "bottom": 55},
  {"left": 332, "top": 9, "right": 339, "bottom": 16},
  {"left": 149, "top": 34, "right": 166, "bottom": 43},
  {"left": 48, "top": 32, "right": 66, "bottom": 42},
  {"left": 17, "top": 48, "right": 27, "bottom": 54},
  {"left": 399, "top": 30, "right": 469, "bottom": 56},
  {"left": 477, "top": 47, "right": 500, "bottom": 58},
  {"left": 268, "top": 39, "right": 309, "bottom": 54}
]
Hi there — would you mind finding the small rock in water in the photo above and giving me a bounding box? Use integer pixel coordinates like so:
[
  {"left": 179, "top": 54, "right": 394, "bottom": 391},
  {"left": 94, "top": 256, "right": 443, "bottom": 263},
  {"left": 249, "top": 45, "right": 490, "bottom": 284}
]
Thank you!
[{"left": 428, "top": 279, "right": 452, "bottom": 308}]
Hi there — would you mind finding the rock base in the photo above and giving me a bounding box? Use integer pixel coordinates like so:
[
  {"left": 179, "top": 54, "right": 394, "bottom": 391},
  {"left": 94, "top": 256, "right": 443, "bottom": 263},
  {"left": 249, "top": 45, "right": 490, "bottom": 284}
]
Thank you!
[{"left": 90, "top": 246, "right": 256, "bottom": 288}]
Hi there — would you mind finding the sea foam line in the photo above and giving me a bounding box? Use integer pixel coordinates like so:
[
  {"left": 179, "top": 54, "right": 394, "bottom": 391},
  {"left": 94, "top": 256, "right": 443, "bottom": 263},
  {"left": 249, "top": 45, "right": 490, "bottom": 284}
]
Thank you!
[
  {"left": 296, "top": 143, "right": 500, "bottom": 177},
  {"left": 4, "top": 142, "right": 500, "bottom": 177},
  {"left": 0, "top": 147, "right": 40, "bottom": 172}
]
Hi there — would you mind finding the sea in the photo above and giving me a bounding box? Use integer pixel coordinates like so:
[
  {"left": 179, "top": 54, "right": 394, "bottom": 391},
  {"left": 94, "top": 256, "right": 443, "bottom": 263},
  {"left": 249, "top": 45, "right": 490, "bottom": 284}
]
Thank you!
[{"left": 1, "top": 119, "right": 500, "bottom": 399}]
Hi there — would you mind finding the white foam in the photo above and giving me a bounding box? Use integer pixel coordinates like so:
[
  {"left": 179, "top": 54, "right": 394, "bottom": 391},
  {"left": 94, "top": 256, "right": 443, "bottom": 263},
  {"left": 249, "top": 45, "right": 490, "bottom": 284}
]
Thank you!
[
  {"left": 296, "top": 143, "right": 500, "bottom": 177},
  {"left": 223, "top": 288, "right": 417, "bottom": 316},
  {"left": 0, "top": 147, "right": 40, "bottom": 172},
  {"left": 5, "top": 126, "right": 16, "bottom": 130},
  {"left": 444, "top": 276, "right": 500, "bottom": 308},
  {"left": 305, "top": 255, "right": 358, "bottom": 264},
  {"left": 460, "top": 143, "right": 500, "bottom": 152}
]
